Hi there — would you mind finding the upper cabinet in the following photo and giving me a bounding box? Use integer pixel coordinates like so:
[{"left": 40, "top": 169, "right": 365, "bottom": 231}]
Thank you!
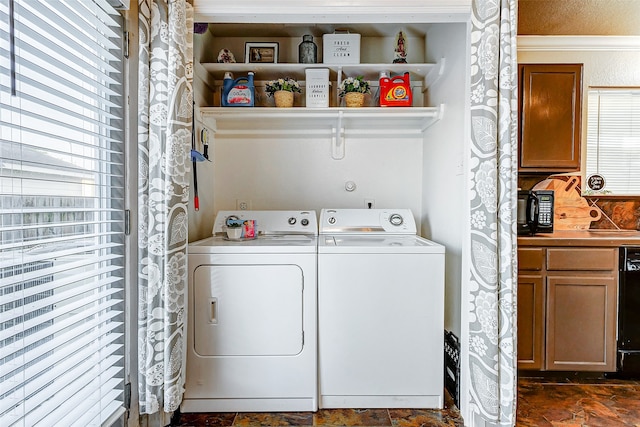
[{"left": 518, "top": 64, "right": 583, "bottom": 173}]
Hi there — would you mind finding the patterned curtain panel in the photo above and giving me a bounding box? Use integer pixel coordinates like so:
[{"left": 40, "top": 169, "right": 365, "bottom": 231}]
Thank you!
[
  {"left": 468, "top": 0, "right": 518, "bottom": 425},
  {"left": 138, "top": 0, "right": 194, "bottom": 417}
]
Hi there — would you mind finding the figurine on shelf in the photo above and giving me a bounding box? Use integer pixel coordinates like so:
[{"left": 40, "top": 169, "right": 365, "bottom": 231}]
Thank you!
[
  {"left": 393, "top": 31, "right": 407, "bottom": 64},
  {"left": 217, "top": 48, "right": 236, "bottom": 63}
]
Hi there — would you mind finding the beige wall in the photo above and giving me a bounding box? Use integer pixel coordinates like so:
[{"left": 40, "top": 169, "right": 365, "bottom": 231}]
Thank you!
[{"left": 519, "top": 0, "right": 640, "bottom": 35}]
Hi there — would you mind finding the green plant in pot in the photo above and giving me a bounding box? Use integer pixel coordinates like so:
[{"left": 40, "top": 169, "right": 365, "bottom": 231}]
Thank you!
[
  {"left": 339, "top": 75, "right": 371, "bottom": 107},
  {"left": 225, "top": 221, "right": 243, "bottom": 239},
  {"left": 265, "top": 77, "right": 302, "bottom": 107}
]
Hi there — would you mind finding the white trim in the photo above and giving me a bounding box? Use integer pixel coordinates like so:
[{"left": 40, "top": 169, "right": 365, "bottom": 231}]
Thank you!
[
  {"left": 518, "top": 35, "right": 640, "bottom": 52},
  {"left": 193, "top": 0, "right": 471, "bottom": 23},
  {"left": 459, "top": 19, "right": 473, "bottom": 427}
]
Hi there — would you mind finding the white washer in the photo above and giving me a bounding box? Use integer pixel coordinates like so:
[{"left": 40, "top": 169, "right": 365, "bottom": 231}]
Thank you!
[
  {"left": 317, "top": 208, "right": 445, "bottom": 409},
  {"left": 182, "top": 210, "right": 318, "bottom": 413}
]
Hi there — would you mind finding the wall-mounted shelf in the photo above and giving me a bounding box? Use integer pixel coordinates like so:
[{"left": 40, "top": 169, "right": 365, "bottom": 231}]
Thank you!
[
  {"left": 201, "top": 60, "right": 445, "bottom": 89},
  {"left": 198, "top": 58, "right": 446, "bottom": 159},
  {"left": 197, "top": 106, "right": 444, "bottom": 159},
  {"left": 198, "top": 106, "right": 443, "bottom": 133}
]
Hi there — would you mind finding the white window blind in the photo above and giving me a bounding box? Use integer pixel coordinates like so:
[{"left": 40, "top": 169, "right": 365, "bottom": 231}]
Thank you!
[
  {"left": 585, "top": 88, "right": 640, "bottom": 195},
  {"left": 0, "top": 1, "right": 126, "bottom": 426}
]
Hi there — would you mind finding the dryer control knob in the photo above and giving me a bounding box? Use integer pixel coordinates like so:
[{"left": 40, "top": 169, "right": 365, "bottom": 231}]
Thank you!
[
  {"left": 328, "top": 217, "right": 336, "bottom": 224},
  {"left": 389, "top": 213, "right": 404, "bottom": 226},
  {"left": 288, "top": 217, "right": 297, "bottom": 225},
  {"left": 301, "top": 218, "right": 309, "bottom": 226}
]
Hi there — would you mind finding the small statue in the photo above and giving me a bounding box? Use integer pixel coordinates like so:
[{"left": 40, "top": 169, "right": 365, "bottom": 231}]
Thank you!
[
  {"left": 217, "top": 48, "right": 236, "bottom": 63},
  {"left": 393, "top": 31, "right": 407, "bottom": 64}
]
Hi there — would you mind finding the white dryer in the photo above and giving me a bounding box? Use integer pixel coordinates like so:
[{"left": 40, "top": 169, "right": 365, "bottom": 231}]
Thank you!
[
  {"left": 182, "top": 210, "right": 318, "bottom": 413},
  {"left": 317, "top": 208, "right": 445, "bottom": 409}
]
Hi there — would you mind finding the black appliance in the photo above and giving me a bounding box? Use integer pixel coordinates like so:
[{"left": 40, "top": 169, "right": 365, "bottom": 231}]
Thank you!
[
  {"left": 616, "top": 247, "right": 640, "bottom": 376},
  {"left": 517, "top": 190, "right": 554, "bottom": 235}
]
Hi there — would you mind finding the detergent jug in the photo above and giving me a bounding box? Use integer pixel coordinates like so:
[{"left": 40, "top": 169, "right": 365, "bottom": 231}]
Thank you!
[
  {"left": 379, "top": 72, "right": 412, "bottom": 107},
  {"left": 222, "top": 72, "right": 255, "bottom": 107}
]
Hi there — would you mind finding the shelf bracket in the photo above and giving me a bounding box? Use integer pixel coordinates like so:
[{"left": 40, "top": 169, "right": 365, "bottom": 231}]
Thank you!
[
  {"left": 424, "top": 57, "right": 446, "bottom": 90},
  {"left": 421, "top": 104, "right": 445, "bottom": 132},
  {"left": 207, "top": 118, "right": 218, "bottom": 141},
  {"left": 331, "top": 111, "right": 345, "bottom": 160}
]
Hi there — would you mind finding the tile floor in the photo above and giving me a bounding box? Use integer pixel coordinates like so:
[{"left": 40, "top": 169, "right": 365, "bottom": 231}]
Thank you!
[
  {"left": 517, "top": 374, "right": 640, "bottom": 426},
  {"left": 173, "top": 391, "right": 463, "bottom": 427},
  {"left": 173, "top": 376, "right": 640, "bottom": 426}
]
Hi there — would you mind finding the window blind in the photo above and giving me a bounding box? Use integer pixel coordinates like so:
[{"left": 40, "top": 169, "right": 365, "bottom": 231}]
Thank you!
[
  {"left": 0, "top": 1, "right": 126, "bottom": 426},
  {"left": 585, "top": 88, "right": 640, "bottom": 195}
]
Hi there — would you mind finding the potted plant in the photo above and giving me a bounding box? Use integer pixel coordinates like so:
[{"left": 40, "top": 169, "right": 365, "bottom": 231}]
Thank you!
[
  {"left": 265, "top": 77, "right": 302, "bottom": 107},
  {"left": 338, "top": 75, "right": 371, "bottom": 107},
  {"left": 225, "top": 221, "right": 243, "bottom": 239}
]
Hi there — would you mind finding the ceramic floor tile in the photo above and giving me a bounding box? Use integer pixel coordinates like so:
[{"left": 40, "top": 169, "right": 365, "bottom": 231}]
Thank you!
[
  {"left": 516, "top": 380, "right": 640, "bottom": 426},
  {"left": 313, "top": 408, "right": 392, "bottom": 426},
  {"left": 233, "top": 412, "right": 314, "bottom": 426},
  {"left": 388, "top": 408, "right": 463, "bottom": 427},
  {"left": 175, "top": 412, "right": 237, "bottom": 426}
]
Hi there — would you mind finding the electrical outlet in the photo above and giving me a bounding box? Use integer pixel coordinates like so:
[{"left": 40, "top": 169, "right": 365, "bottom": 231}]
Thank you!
[
  {"left": 236, "top": 199, "right": 251, "bottom": 210},
  {"left": 364, "top": 198, "right": 375, "bottom": 209}
]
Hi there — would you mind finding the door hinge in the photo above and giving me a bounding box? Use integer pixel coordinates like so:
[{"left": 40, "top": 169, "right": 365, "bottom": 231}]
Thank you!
[
  {"left": 123, "top": 31, "right": 130, "bottom": 58},
  {"left": 124, "top": 209, "right": 131, "bottom": 235},
  {"left": 124, "top": 382, "right": 132, "bottom": 409}
]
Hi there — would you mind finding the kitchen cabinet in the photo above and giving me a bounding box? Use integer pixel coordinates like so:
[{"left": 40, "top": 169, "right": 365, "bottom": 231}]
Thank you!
[
  {"left": 517, "top": 246, "right": 618, "bottom": 372},
  {"left": 517, "top": 248, "right": 545, "bottom": 370},
  {"left": 518, "top": 64, "right": 583, "bottom": 172}
]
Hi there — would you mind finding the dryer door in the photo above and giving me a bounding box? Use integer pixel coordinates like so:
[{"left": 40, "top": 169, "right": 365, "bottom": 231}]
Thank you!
[{"left": 193, "top": 264, "right": 304, "bottom": 356}]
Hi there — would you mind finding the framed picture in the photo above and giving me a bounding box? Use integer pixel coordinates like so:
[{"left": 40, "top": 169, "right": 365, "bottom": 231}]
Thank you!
[{"left": 245, "top": 42, "right": 279, "bottom": 64}]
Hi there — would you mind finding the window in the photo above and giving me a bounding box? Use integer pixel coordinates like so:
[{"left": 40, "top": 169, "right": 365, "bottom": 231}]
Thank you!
[
  {"left": 585, "top": 88, "right": 640, "bottom": 195},
  {"left": 1, "top": 1, "right": 126, "bottom": 425}
]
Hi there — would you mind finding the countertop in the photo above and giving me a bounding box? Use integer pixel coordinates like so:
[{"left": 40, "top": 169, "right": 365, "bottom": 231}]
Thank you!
[{"left": 518, "top": 230, "right": 640, "bottom": 247}]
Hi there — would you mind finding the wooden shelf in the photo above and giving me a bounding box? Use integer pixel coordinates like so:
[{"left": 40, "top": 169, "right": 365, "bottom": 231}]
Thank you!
[
  {"left": 198, "top": 59, "right": 446, "bottom": 160},
  {"left": 201, "top": 60, "right": 444, "bottom": 87},
  {"left": 198, "top": 106, "right": 443, "bottom": 135},
  {"left": 197, "top": 106, "right": 444, "bottom": 160}
]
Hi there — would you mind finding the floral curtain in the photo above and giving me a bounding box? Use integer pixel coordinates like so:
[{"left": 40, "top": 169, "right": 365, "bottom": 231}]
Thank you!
[
  {"left": 468, "top": 0, "right": 518, "bottom": 425},
  {"left": 137, "top": 0, "right": 193, "bottom": 419}
]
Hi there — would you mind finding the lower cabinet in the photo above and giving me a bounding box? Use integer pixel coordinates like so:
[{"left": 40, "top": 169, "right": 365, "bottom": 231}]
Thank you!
[
  {"left": 517, "top": 247, "right": 618, "bottom": 372},
  {"left": 517, "top": 273, "right": 544, "bottom": 370}
]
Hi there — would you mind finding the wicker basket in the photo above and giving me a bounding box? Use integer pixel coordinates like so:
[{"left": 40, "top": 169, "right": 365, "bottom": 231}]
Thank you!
[
  {"left": 344, "top": 92, "right": 365, "bottom": 108},
  {"left": 274, "top": 90, "right": 294, "bottom": 107}
]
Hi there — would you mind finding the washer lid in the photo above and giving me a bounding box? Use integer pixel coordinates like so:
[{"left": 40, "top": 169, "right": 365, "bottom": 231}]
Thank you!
[{"left": 319, "top": 234, "right": 444, "bottom": 254}]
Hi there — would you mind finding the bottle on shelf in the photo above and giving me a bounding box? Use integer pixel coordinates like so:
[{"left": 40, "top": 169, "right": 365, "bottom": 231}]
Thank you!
[
  {"left": 375, "top": 71, "right": 388, "bottom": 106},
  {"left": 221, "top": 71, "right": 255, "bottom": 107},
  {"left": 298, "top": 35, "right": 318, "bottom": 64},
  {"left": 380, "top": 72, "right": 412, "bottom": 107}
]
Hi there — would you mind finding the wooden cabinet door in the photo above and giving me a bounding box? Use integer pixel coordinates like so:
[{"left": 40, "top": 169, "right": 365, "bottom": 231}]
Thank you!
[
  {"left": 517, "top": 274, "right": 545, "bottom": 370},
  {"left": 545, "top": 275, "right": 617, "bottom": 371},
  {"left": 518, "top": 64, "right": 583, "bottom": 172}
]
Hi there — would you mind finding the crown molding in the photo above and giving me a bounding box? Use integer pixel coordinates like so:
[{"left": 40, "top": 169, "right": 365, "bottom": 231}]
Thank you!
[
  {"left": 518, "top": 36, "right": 640, "bottom": 52},
  {"left": 194, "top": 0, "right": 471, "bottom": 23}
]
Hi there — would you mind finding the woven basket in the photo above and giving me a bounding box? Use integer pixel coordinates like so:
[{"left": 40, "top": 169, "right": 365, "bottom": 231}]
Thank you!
[
  {"left": 274, "top": 90, "right": 294, "bottom": 107},
  {"left": 344, "top": 92, "right": 365, "bottom": 108}
]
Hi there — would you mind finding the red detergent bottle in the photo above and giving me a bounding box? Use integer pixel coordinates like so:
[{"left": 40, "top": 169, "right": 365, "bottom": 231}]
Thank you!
[{"left": 379, "top": 72, "right": 412, "bottom": 107}]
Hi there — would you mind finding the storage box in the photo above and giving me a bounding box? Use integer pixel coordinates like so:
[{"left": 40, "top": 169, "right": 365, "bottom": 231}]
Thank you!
[
  {"left": 305, "top": 68, "right": 330, "bottom": 108},
  {"left": 322, "top": 32, "right": 361, "bottom": 64}
]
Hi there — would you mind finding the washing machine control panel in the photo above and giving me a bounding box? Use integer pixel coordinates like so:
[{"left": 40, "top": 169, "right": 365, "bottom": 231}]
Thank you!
[{"left": 319, "top": 209, "right": 417, "bottom": 234}]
